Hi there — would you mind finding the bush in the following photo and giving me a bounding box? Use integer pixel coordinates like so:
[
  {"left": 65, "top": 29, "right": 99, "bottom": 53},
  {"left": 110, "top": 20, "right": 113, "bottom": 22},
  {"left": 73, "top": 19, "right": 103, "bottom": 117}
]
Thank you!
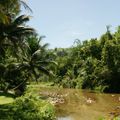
[
  {"left": 14, "top": 94, "right": 55, "bottom": 120},
  {"left": 1, "top": 94, "right": 56, "bottom": 120}
]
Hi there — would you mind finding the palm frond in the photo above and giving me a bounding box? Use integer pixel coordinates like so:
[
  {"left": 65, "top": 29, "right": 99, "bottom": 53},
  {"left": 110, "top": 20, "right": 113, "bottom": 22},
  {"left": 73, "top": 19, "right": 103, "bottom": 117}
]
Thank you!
[
  {"left": 18, "top": 62, "right": 30, "bottom": 70},
  {"left": 38, "top": 36, "right": 46, "bottom": 44},
  {"left": 20, "top": 0, "right": 32, "bottom": 13},
  {"left": 13, "top": 15, "right": 31, "bottom": 25},
  {"left": 11, "top": 26, "right": 34, "bottom": 32},
  {"left": 42, "top": 43, "right": 49, "bottom": 50},
  {"left": 37, "top": 66, "right": 52, "bottom": 76},
  {"left": 31, "top": 49, "right": 41, "bottom": 60},
  {"left": 6, "top": 63, "right": 20, "bottom": 69},
  {"left": 10, "top": 27, "right": 35, "bottom": 38},
  {"left": 35, "top": 61, "right": 58, "bottom": 66}
]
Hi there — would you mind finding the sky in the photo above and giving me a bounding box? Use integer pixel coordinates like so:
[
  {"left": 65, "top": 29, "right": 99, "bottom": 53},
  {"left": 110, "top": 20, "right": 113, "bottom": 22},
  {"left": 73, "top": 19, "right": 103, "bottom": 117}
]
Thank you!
[{"left": 24, "top": 0, "right": 120, "bottom": 48}]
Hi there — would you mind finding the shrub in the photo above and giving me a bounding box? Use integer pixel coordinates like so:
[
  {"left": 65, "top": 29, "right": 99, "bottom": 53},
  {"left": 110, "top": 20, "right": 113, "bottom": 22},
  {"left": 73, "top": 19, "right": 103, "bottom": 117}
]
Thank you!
[
  {"left": 1, "top": 94, "right": 56, "bottom": 120},
  {"left": 13, "top": 94, "right": 55, "bottom": 120}
]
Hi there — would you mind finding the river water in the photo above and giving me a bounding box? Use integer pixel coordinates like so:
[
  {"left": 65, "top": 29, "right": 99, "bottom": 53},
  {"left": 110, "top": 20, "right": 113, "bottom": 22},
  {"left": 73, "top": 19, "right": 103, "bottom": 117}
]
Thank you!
[{"left": 39, "top": 87, "right": 120, "bottom": 120}]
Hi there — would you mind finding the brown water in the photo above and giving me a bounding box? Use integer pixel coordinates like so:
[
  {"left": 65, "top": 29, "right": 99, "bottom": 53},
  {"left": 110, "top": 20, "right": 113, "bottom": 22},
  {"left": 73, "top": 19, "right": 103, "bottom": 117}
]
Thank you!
[{"left": 39, "top": 87, "right": 120, "bottom": 120}]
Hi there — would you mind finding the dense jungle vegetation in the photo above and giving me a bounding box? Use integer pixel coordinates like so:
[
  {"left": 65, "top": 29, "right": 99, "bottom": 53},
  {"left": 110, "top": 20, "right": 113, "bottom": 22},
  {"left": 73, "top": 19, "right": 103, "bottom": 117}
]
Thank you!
[
  {"left": 0, "top": 0, "right": 57, "bottom": 95},
  {"left": 52, "top": 26, "right": 120, "bottom": 93},
  {"left": 0, "top": 0, "right": 56, "bottom": 119},
  {"left": 0, "top": 0, "right": 120, "bottom": 120},
  {"left": 0, "top": 0, "right": 120, "bottom": 97}
]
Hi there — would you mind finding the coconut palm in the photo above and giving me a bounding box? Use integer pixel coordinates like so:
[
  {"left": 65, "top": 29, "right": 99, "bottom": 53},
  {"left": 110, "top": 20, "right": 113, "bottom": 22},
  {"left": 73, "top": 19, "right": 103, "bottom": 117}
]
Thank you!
[
  {"left": 0, "top": 35, "right": 57, "bottom": 93},
  {"left": 19, "top": 50, "right": 57, "bottom": 80},
  {"left": 21, "top": 36, "right": 57, "bottom": 82},
  {"left": 0, "top": 0, "right": 32, "bottom": 24},
  {"left": 0, "top": 15, "right": 35, "bottom": 58},
  {"left": 27, "top": 35, "right": 49, "bottom": 55}
]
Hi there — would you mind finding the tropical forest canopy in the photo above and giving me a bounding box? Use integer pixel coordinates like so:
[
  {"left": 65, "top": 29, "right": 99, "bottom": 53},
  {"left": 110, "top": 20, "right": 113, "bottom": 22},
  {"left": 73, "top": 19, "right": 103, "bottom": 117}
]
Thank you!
[
  {"left": 0, "top": 0, "right": 120, "bottom": 94},
  {"left": 53, "top": 26, "right": 120, "bottom": 93}
]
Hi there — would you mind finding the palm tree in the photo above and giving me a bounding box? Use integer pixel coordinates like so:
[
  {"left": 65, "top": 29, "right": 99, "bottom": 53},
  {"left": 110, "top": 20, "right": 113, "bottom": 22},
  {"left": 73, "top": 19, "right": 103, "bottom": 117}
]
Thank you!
[
  {"left": 0, "top": 0, "right": 32, "bottom": 24},
  {"left": 20, "top": 50, "right": 56, "bottom": 81},
  {"left": 0, "top": 0, "right": 34, "bottom": 59},
  {"left": 27, "top": 35, "right": 49, "bottom": 54},
  {"left": 0, "top": 15, "right": 35, "bottom": 58},
  {"left": 0, "top": 35, "right": 57, "bottom": 93},
  {"left": 21, "top": 35, "right": 57, "bottom": 82}
]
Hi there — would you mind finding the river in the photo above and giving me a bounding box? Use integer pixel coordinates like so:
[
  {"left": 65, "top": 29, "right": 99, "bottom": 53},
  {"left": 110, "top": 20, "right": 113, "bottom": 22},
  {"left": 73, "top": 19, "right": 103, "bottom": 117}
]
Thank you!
[{"left": 39, "top": 86, "right": 120, "bottom": 120}]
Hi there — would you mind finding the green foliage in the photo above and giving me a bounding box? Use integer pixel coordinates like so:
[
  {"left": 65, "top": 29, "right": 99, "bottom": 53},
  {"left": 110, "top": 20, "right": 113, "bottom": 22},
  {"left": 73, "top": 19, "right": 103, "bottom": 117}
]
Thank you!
[
  {"left": 12, "top": 95, "right": 55, "bottom": 120},
  {"left": 1, "top": 0, "right": 120, "bottom": 96},
  {"left": 0, "top": 0, "right": 56, "bottom": 95},
  {"left": 0, "top": 92, "right": 15, "bottom": 105},
  {"left": 0, "top": 94, "right": 55, "bottom": 120},
  {"left": 54, "top": 27, "right": 120, "bottom": 93}
]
